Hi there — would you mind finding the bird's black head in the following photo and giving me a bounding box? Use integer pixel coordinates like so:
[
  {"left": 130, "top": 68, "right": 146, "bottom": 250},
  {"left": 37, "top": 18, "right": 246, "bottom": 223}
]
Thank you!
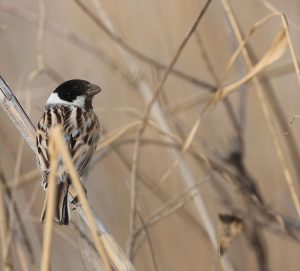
[{"left": 48, "top": 79, "right": 101, "bottom": 109}]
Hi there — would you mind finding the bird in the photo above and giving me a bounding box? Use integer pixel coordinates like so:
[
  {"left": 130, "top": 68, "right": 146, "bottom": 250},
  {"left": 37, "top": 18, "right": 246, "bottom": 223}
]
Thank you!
[{"left": 35, "top": 79, "right": 101, "bottom": 225}]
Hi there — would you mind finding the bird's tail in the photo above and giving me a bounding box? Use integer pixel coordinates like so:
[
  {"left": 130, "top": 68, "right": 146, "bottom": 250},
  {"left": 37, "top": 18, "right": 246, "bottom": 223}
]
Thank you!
[{"left": 40, "top": 182, "right": 70, "bottom": 225}]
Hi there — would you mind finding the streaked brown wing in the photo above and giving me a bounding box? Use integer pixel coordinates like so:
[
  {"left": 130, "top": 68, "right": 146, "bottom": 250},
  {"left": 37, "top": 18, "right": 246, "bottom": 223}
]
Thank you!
[
  {"left": 67, "top": 110, "right": 100, "bottom": 177},
  {"left": 77, "top": 133, "right": 99, "bottom": 176},
  {"left": 36, "top": 113, "right": 50, "bottom": 189}
]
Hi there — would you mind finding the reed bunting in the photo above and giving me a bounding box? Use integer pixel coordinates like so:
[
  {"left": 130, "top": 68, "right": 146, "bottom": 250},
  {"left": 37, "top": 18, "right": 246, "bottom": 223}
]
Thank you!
[{"left": 36, "top": 79, "right": 101, "bottom": 225}]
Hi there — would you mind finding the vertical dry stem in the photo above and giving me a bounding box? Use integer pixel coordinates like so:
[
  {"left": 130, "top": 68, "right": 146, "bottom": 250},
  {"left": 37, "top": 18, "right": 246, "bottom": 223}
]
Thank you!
[
  {"left": 40, "top": 138, "right": 57, "bottom": 271},
  {"left": 0, "top": 173, "right": 13, "bottom": 271}
]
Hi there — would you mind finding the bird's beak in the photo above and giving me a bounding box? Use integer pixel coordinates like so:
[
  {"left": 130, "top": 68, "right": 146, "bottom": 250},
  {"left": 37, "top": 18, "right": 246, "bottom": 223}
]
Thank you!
[{"left": 87, "top": 84, "right": 102, "bottom": 96}]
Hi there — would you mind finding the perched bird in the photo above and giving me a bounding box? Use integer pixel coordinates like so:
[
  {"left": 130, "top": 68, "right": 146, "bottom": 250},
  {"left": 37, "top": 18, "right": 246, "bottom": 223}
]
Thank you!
[{"left": 36, "top": 79, "right": 101, "bottom": 225}]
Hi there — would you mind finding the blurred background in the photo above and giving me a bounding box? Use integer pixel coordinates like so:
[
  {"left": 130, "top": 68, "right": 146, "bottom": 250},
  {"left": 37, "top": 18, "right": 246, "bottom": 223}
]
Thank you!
[{"left": 1, "top": 0, "right": 300, "bottom": 270}]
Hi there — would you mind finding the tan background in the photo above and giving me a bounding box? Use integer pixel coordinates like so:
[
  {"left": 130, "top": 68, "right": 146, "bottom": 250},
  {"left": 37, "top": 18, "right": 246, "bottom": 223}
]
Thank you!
[{"left": 1, "top": 0, "right": 300, "bottom": 270}]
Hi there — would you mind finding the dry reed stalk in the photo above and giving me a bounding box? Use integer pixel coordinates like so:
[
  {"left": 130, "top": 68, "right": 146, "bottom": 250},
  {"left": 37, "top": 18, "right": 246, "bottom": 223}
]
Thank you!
[
  {"left": 48, "top": 126, "right": 112, "bottom": 271},
  {"left": 126, "top": 0, "right": 214, "bottom": 260},
  {"left": 0, "top": 76, "right": 136, "bottom": 271},
  {"left": 40, "top": 137, "right": 58, "bottom": 271},
  {"left": 220, "top": 0, "right": 300, "bottom": 218},
  {"left": 207, "top": 28, "right": 287, "bottom": 105},
  {"left": 222, "top": 13, "right": 278, "bottom": 75},
  {"left": 97, "top": 119, "right": 182, "bottom": 154},
  {"left": 133, "top": 182, "right": 207, "bottom": 238},
  {"left": 260, "top": 2, "right": 300, "bottom": 183},
  {"left": 97, "top": 121, "right": 141, "bottom": 151},
  {"left": 0, "top": 173, "right": 13, "bottom": 271},
  {"left": 262, "top": 1, "right": 300, "bottom": 87},
  {"left": 173, "top": 12, "right": 286, "bottom": 116}
]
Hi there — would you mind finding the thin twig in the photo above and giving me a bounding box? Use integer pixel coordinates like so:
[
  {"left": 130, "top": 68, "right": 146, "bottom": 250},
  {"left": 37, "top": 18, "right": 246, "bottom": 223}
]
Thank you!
[
  {"left": 137, "top": 213, "right": 159, "bottom": 271},
  {"left": 134, "top": 181, "right": 207, "bottom": 238},
  {"left": 40, "top": 136, "right": 57, "bottom": 271},
  {"left": 73, "top": 0, "right": 215, "bottom": 91},
  {"left": 127, "top": 0, "right": 213, "bottom": 259}
]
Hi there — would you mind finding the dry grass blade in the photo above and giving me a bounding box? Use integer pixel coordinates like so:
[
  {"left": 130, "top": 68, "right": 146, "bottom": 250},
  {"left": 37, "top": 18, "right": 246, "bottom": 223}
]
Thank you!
[
  {"left": 147, "top": 120, "right": 183, "bottom": 144},
  {"left": 50, "top": 126, "right": 112, "bottom": 271},
  {"left": 222, "top": 13, "right": 278, "bottom": 79},
  {"left": 143, "top": 0, "right": 213, "bottom": 118},
  {"left": 40, "top": 138, "right": 58, "bottom": 271},
  {"left": 127, "top": 0, "right": 213, "bottom": 259},
  {"left": 52, "top": 126, "right": 138, "bottom": 271},
  {"left": 0, "top": 173, "right": 12, "bottom": 271},
  {"left": 167, "top": 92, "right": 210, "bottom": 114},
  {"left": 97, "top": 119, "right": 182, "bottom": 156},
  {"left": 210, "top": 27, "right": 287, "bottom": 106},
  {"left": 221, "top": 28, "right": 287, "bottom": 95},
  {"left": 183, "top": 119, "right": 202, "bottom": 151},
  {"left": 97, "top": 121, "right": 141, "bottom": 151},
  {"left": 262, "top": 1, "right": 300, "bottom": 87},
  {"left": 134, "top": 181, "right": 208, "bottom": 237},
  {"left": 161, "top": 118, "right": 203, "bottom": 177},
  {"left": 142, "top": 158, "right": 182, "bottom": 196},
  {"left": 151, "top": 118, "right": 204, "bottom": 192}
]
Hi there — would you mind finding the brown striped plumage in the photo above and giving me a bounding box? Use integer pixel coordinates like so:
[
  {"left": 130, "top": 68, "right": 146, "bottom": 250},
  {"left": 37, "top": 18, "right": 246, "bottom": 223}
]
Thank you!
[{"left": 36, "top": 80, "right": 101, "bottom": 225}]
